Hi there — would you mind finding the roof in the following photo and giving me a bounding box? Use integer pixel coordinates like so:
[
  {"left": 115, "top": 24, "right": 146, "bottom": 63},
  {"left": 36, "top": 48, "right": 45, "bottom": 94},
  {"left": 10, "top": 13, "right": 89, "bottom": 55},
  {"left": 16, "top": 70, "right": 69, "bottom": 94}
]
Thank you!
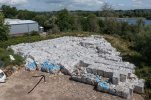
[{"left": 4, "top": 18, "right": 37, "bottom": 25}]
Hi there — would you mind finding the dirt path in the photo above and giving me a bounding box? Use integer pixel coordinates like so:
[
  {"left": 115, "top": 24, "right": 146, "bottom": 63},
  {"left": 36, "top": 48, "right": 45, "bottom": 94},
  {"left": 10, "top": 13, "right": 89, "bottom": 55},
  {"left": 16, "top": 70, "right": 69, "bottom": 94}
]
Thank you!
[{"left": 0, "top": 68, "right": 144, "bottom": 100}]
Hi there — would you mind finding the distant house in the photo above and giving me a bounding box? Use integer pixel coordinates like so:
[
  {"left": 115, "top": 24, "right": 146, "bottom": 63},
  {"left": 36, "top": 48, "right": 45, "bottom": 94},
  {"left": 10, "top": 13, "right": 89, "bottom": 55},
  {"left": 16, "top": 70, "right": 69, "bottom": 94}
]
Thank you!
[{"left": 4, "top": 19, "right": 41, "bottom": 36}]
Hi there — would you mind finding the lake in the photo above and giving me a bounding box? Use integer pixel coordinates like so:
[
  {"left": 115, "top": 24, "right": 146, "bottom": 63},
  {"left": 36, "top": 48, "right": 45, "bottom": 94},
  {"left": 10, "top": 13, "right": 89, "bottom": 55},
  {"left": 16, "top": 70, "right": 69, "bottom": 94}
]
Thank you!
[
  {"left": 99, "top": 17, "right": 151, "bottom": 25},
  {"left": 117, "top": 18, "right": 151, "bottom": 25}
]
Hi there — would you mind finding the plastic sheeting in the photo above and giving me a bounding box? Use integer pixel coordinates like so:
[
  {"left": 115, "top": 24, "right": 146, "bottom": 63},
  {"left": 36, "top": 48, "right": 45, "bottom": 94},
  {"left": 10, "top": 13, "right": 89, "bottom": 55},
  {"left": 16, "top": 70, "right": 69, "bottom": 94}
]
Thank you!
[
  {"left": 97, "top": 82, "right": 109, "bottom": 91},
  {"left": 41, "top": 61, "right": 61, "bottom": 74},
  {"left": 25, "top": 58, "right": 37, "bottom": 71}
]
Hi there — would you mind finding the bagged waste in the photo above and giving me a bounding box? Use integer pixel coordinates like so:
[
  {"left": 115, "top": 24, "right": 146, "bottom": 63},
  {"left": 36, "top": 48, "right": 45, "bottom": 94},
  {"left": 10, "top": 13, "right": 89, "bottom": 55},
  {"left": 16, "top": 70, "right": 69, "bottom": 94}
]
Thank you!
[
  {"left": 25, "top": 58, "right": 37, "bottom": 71},
  {"left": 9, "top": 35, "right": 145, "bottom": 99},
  {"left": 72, "top": 73, "right": 101, "bottom": 86},
  {"left": 97, "top": 81, "right": 110, "bottom": 91},
  {"left": 41, "top": 61, "right": 61, "bottom": 74}
]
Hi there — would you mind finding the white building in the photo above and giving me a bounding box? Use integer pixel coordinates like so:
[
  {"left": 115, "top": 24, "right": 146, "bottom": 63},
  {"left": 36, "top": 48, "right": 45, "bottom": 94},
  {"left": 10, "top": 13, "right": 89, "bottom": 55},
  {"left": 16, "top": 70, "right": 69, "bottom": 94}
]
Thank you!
[{"left": 4, "top": 19, "right": 40, "bottom": 36}]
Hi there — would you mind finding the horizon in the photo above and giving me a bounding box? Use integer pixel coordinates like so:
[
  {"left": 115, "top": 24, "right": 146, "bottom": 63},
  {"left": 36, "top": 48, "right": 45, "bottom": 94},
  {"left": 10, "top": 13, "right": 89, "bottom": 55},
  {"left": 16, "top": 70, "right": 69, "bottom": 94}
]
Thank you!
[{"left": 0, "top": 0, "right": 151, "bottom": 11}]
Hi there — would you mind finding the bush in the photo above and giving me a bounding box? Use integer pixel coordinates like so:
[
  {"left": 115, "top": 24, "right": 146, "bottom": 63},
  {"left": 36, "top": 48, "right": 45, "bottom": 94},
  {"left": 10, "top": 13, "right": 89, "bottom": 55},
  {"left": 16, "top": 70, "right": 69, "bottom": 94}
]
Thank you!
[
  {"left": 0, "top": 48, "right": 24, "bottom": 67},
  {"left": 48, "top": 25, "right": 60, "bottom": 34},
  {"left": 30, "top": 31, "right": 40, "bottom": 36},
  {"left": 133, "top": 25, "right": 151, "bottom": 63},
  {"left": 0, "top": 12, "right": 9, "bottom": 41},
  {"left": 0, "top": 35, "right": 44, "bottom": 48}
]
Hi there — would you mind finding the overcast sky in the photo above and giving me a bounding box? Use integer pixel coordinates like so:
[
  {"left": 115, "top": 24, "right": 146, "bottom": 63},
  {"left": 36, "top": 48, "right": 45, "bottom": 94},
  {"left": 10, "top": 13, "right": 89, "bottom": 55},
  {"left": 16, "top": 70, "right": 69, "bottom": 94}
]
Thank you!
[{"left": 0, "top": 0, "right": 151, "bottom": 11}]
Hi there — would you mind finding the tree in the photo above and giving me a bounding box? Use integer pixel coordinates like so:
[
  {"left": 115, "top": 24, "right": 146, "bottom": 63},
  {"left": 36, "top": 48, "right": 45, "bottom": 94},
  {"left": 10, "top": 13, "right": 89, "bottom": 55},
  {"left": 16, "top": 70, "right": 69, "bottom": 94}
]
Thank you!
[
  {"left": 1, "top": 5, "right": 18, "bottom": 18},
  {"left": 87, "top": 14, "right": 100, "bottom": 32},
  {"left": 0, "top": 13, "right": 9, "bottom": 41},
  {"left": 100, "top": 3, "right": 117, "bottom": 17},
  {"left": 136, "top": 18, "right": 145, "bottom": 32},
  {"left": 134, "top": 25, "right": 151, "bottom": 63},
  {"left": 34, "top": 15, "right": 47, "bottom": 26},
  {"left": 72, "top": 14, "right": 82, "bottom": 31},
  {"left": 45, "top": 16, "right": 60, "bottom": 33},
  {"left": 80, "top": 17, "right": 89, "bottom": 31},
  {"left": 57, "top": 9, "right": 74, "bottom": 31},
  {"left": 17, "top": 10, "right": 36, "bottom": 20}
]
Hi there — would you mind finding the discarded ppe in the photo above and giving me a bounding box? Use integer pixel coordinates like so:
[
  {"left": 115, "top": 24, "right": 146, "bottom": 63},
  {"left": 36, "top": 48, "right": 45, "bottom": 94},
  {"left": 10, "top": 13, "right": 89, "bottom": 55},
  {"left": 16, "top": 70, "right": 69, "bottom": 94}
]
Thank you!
[{"left": 0, "top": 69, "right": 6, "bottom": 83}]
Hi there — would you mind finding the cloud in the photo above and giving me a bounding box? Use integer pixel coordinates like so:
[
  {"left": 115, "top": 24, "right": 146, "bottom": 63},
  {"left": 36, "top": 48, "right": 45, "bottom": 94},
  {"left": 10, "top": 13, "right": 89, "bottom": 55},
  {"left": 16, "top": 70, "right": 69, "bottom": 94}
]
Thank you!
[
  {"left": 132, "top": 0, "right": 142, "bottom": 4},
  {"left": 1, "top": 0, "right": 151, "bottom": 11},
  {"left": 0, "top": 0, "right": 27, "bottom": 6},
  {"left": 44, "top": 0, "right": 105, "bottom": 4},
  {"left": 42, "top": 0, "right": 106, "bottom": 10},
  {"left": 131, "top": 0, "right": 151, "bottom": 8}
]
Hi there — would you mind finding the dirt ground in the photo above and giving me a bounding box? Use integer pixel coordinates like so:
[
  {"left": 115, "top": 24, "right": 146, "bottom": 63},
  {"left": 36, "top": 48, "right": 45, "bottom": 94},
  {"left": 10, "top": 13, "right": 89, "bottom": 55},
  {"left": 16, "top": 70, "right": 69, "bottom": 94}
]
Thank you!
[{"left": 0, "top": 68, "right": 144, "bottom": 100}]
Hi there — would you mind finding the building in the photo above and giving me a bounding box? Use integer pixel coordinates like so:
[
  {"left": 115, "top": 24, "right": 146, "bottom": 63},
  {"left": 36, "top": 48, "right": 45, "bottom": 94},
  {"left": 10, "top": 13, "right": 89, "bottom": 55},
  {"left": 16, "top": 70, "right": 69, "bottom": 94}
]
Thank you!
[{"left": 4, "top": 19, "right": 41, "bottom": 36}]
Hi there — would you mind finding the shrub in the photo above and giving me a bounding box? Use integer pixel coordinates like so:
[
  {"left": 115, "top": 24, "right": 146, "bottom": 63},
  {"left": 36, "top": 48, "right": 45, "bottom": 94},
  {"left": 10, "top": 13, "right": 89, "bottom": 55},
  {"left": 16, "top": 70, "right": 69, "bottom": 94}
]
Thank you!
[
  {"left": 0, "top": 35, "right": 43, "bottom": 48},
  {"left": 0, "top": 48, "right": 24, "bottom": 67},
  {"left": 0, "top": 12, "right": 9, "bottom": 41},
  {"left": 30, "top": 31, "right": 40, "bottom": 36}
]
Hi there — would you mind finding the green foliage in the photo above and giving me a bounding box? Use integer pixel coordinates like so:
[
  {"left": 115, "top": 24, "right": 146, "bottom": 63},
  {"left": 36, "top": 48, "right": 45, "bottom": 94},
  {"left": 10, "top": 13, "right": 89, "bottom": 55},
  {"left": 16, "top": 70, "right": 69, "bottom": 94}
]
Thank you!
[
  {"left": 33, "top": 15, "right": 48, "bottom": 27},
  {"left": 99, "top": 18, "right": 121, "bottom": 34},
  {"left": 48, "top": 25, "right": 60, "bottom": 34},
  {"left": 80, "top": 14, "right": 100, "bottom": 32},
  {"left": 0, "top": 36, "right": 43, "bottom": 48},
  {"left": 1, "top": 5, "right": 18, "bottom": 18},
  {"left": 80, "top": 17, "right": 89, "bottom": 31},
  {"left": 0, "top": 48, "right": 24, "bottom": 66},
  {"left": 71, "top": 15, "right": 82, "bottom": 31},
  {"left": 0, "top": 12, "right": 9, "bottom": 41},
  {"left": 57, "top": 9, "right": 74, "bottom": 31},
  {"left": 44, "top": 16, "right": 60, "bottom": 33},
  {"left": 17, "top": 10, "right": 36, "bottom": 20},
  {"left": 134, "top": 25, "right": 151, "bottom": 63},
  {"left": 87, "top": 14, "right": 100, "bottom": 32},
  {"left": 30, "top": 31, "right": 39, "bottom": 36}
]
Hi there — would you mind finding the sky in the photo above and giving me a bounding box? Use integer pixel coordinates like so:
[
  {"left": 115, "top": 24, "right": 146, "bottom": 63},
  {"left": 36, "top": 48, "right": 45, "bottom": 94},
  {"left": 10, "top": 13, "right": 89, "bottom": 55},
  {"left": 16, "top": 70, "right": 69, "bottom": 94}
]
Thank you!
[{"left": 0, "top": 0, "right": 151, "bottom": 11}]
